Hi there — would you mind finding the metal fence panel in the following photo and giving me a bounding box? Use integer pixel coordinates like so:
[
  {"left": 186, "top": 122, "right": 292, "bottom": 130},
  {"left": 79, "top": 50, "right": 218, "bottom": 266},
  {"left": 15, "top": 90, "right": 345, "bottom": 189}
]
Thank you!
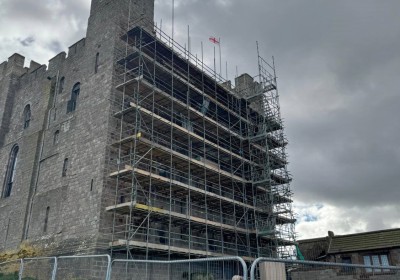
[
  {"left": 111, "top": 257, "right": 247, "bottom": 280},
  {"left": 0, "top": 259, "right": 21, "bottom": 280},
  {"left": 55, "top": 255, "right": 111, "bottom": 280},
  {"left": 20, "top": 257, "right": 56, "bottom": 280},
  {"left": 250, "top": 257, "right": 400, "bottom": 280}
]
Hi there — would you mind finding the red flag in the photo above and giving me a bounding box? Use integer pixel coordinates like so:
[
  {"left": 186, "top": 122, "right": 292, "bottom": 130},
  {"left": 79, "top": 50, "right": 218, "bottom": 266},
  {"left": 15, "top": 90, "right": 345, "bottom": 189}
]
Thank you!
[{"left": 209, "top": 37, "right": 219, "bottom": 44}]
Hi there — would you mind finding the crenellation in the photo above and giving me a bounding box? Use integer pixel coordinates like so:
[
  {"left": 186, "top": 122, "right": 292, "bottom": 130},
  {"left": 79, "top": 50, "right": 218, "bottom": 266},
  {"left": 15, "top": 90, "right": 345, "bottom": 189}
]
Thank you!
[
  {"left": 29, "top": 60, "right": 42, "bottom": 73},
  {"left": 5, "top": 53, "right": 26, "bottom": 77},
  {"left": 48, "top": 52, "right": 66, "bottom": 73},
  {"left": 19, "top": 64, "right": 47, "bottom": 86},
  {"left": 67, "top": 38, "right": 86, "bottom": 58},
  {"left": 8, "top": 53, "right": 25, "bottom": 68},
  {"left": 0, "top": 61, "right": 7, "bottom": 78}
]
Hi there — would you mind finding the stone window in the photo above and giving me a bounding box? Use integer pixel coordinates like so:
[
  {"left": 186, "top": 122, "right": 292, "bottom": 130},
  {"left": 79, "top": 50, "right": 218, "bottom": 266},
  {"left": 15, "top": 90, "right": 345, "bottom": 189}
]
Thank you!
[
  {"left": 3, "top": 145, "right": 19, "bottom": 198},
  {"left": 62, "top": 158, "right": 68, "bottom": 177},
  {"left": 23, "top": 104, "right": 31, "bottom": 129},
  {"left": 67, "top": 82, "right": 80, "bottom": 113},
  {"left": 43, "top": 206, "right": 50, "bottom": 232},
  {"left": 95, "top": 52, "right": 100, "bottom": 74},
  {"left": 59, "top": 76, "right": 65, "bottom": 93},
  {"left": 53, "top": 130, "right": 60, "bottom": 145}
]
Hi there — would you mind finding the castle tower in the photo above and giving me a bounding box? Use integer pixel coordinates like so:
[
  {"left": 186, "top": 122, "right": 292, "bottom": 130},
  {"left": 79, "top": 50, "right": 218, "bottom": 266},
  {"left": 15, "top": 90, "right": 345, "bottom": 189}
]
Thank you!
[{"left": 0, "top": 0, "right": 295, "bottom": 263}]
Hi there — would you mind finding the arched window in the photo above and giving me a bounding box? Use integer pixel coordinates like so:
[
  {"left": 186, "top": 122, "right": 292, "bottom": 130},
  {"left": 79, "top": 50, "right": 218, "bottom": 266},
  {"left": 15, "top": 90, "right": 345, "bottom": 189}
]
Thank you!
[
  {"left": 23, "top": 105, "right": 31, "bottom": 129},
  {"left": 53, "top": 130, "right": 60, "bottom": 145},
  {"left": 67, "top": 83, "right": 80, "bottom": 113},
  {"left": 62, "top": 158, "right": 68, "bottom": 177},
  {"left": 59, "top": 77, "right": 65, "bottom": 93},
  {"left": 3, "top": 145, "right": 19, "bottom": 198}
]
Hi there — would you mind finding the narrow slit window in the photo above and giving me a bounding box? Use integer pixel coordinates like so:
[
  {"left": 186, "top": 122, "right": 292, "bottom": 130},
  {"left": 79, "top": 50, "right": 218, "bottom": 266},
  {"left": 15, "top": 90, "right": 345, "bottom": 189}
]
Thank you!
[
  {"left": 53, "top": 130, "right": 60, "bottom": 145},
  {"left": 59, "top": 77, "right": 65, "bottom": 93},
  {"left": 44, "top": 206, "right": 50, "bottom": 232},
  {"left": 95, "top": 53, "right": 99, "bottom": 74},
  {"left": 62, "top": 158, "right": 68, "bottom": 177},
  {"left": 3, "top": 145, "right": 19, "bottom": 198},
  {"left": 23, "top": 104, "right": 31, "bottom": 129}
]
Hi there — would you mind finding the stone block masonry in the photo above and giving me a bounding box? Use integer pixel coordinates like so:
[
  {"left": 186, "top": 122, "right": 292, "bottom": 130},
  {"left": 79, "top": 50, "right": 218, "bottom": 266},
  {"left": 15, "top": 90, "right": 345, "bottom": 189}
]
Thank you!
[{"left": 0, "top": 0, "right": 154, "bottom": 255}]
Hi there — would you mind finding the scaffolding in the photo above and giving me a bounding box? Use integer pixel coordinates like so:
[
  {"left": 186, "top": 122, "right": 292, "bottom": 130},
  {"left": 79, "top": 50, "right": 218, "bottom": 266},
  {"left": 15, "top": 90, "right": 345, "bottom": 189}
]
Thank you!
[{"left": 103, "top": 14, "right": 295, "bottom": 261}]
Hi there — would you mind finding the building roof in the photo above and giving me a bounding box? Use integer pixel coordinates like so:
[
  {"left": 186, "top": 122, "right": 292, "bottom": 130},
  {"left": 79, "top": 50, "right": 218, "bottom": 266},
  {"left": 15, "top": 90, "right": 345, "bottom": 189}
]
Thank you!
[
  {"left": 328, "top": 228, "right": 400, "bottom": 254},
  {"left": 298, "top": 228, "right": 400, "bottom": 256}
]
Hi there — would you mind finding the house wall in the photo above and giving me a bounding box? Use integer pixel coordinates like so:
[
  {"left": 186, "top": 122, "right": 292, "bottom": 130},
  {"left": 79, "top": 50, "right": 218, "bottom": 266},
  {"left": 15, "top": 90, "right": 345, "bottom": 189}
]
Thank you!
[
  {"left": 327, "top": 248, "right": 400, "bottom": 266},
  {"left": 292, "top": 248, "right": 400, "bottom": 280}
]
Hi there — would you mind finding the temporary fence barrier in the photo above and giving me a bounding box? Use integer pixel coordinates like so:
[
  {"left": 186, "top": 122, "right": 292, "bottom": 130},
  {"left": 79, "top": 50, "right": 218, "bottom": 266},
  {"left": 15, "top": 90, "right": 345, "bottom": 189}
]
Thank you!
[
  {"left": 20, "top": 257, "right": 56, "bottom": 280},
  {"left": 111, "top": 256, "right": 247, "bottom": 280},
  {"left": 54, "top": 254, "right": 111, "bottom": 280},
  {"left": 0, "top": 255, "right": 111, "bottom": 280},
  {"left": 4, "top": 254, "right": 400, "bottom": 280},
  {"left": 250, "top": 257, "right": 400, "bottom": 280},
  {"left": 0, "top": 259, "right": 22, "bottom": 280}
]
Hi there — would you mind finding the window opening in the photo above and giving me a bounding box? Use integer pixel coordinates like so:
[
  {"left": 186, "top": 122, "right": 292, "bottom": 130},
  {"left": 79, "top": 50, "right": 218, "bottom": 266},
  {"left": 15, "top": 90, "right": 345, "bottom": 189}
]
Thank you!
[
  {"left": 3, "top": 145, "right": 19, "bottom": 198},
  {"left": 62, "top": 158, "right": 68, "bottom": 177},
  {"left": 54, "top": 130, "right": 60, "bottom": 145},
  {"left": 95, "top": 53, "right": 99, "bottom": 73},
  {"left": 59, "top": 77, "right": 65, "bottom": 93},
  {"left": 43, "top": 206, "right": 50, "bottom": 232},
  {"left": 67, "top": 83, "right": 80, "bottom": 113},
  {"left": 23, "top": 105, "right": 31, "bottom": 129}
]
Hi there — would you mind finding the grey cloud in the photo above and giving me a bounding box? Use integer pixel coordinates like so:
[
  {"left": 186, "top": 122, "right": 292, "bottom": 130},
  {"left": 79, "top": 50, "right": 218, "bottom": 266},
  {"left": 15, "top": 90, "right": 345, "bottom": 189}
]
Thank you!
[
  {"left": 18, "top": 36, "right": 35, "bottom": 47},
  {"left": 47, "top": 40, "right": 63, "bottom": 53},
  {"left": 2, "top": 0, "right": 50, "bottom": 20},
  {"left": 155, "top": 0, "right": 400, "bottom": 232},
  {"left": 0, "top": 0, "right": 90, "bottom": 63}
]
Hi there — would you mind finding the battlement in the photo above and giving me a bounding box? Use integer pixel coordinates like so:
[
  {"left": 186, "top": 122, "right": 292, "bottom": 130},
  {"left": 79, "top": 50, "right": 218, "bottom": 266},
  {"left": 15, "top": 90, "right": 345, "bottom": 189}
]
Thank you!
[
  {"left": 1, "top": 36, "right": 86, "bottom": 82},
  {"left": 0, "top": 53, "right": 27, "bottom": 79},
  {"left": 48, "top": 52, "right": 67, "bottom": 72},
  {"left": 0, "top": 53, "right": 49, "bottom": 85},
  {"left": 68, "top": 38, "right": 86, "bottom": 58},
  {"left": 29, "top": 60, "right": 41, "bottom": 73}
]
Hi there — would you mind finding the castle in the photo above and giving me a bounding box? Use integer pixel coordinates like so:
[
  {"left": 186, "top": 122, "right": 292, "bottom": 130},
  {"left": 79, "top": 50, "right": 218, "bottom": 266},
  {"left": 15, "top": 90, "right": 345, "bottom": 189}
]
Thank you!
[{"left": 0, "top": 0, "right": 295, "bottom": 260}]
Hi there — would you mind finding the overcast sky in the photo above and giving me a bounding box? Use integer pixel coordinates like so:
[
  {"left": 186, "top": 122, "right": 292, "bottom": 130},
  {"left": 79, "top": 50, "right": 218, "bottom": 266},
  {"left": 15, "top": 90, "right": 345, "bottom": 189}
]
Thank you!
[{"left": 1, "top": 0, "right": 400, "bottom": 239}]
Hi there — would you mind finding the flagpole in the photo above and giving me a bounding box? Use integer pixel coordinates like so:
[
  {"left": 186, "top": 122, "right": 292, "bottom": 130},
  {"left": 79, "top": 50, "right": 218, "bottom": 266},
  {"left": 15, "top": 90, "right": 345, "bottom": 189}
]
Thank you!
[
  {"left": 226, "top": 61, "right": 228, "bottom": 80},
  {"left": 172, "top": 0, "right": 175, "bottom": 40},
  {"left": 214, "top": 44, "right": 216, "bottom": 77},
  {"left": 219, "top": 37, "right": 222, "bottom": 80}
]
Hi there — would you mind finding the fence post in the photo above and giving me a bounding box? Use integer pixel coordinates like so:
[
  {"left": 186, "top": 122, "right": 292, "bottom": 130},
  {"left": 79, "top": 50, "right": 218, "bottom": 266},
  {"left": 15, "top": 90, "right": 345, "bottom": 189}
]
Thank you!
[
  {"left": 105, "top": 254, "right": 112, "bottom": 280},
  {"left": 51, "top": 257, "right": 58, "bottom": 280},
  {"left": 236, "top": 256, "right": 248, "bottom": 280},
  {"left": 18, "top": 259, "right": 24, "bottom": 280},
  {"left": 250, "top": 258, "right": 261, "bottom": 280}
]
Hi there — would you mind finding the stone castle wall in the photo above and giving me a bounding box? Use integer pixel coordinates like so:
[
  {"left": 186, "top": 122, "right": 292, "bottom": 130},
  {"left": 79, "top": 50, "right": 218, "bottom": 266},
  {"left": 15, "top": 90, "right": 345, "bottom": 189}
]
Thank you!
[{"left": 0, "top": 0, "right": 154, "bottom": 256}]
